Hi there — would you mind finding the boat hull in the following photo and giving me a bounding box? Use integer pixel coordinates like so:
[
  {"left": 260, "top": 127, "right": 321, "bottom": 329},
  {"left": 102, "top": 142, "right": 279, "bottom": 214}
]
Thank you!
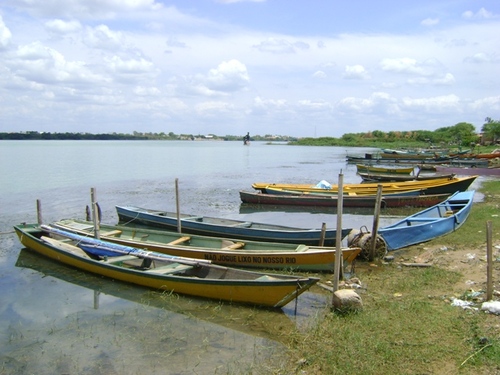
[
  {"left": 239, "top": 190, "right": 450, "bottom": 209},
  {"left": 14, "top": 224, "right": 319, "bottom": 308},
  {"left": 434, "top": 165, "right": 500, "bottom": 177},
  {"left": 116, "top": 206, "right": 351, "bottom": 246},
  {"left": 378, "top": 191, "right": 474, "bottom": 250},
  {"left": 252, "top": 175, "right": 477, "bottom": 196},
  {"left": 357, "top": 172, "right": 456, "bottom": 182},
  {"left": 51, "top": 219, "right": 361, "bottom": 272},
  {"left": 356, "top": 164, "right": 414, "bottom": 175}
]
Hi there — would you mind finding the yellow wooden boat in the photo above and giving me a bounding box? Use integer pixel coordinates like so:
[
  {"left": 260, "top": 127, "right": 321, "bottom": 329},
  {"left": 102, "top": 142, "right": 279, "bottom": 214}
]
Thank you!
[
  {"left": 14, "top": 223, "right": 319, "bottom": 308},
  {"left": 252, "top": 175, "right": 477, "bottom": 196},
  {"left": 356, "top": 164, "right": 414, "bottom": 175}
]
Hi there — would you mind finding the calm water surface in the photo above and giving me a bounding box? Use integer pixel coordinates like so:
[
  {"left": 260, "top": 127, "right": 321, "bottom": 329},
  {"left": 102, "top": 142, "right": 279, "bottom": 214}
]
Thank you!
[{"left": 0, "top": 140, "right": 486, "bottom": 374}]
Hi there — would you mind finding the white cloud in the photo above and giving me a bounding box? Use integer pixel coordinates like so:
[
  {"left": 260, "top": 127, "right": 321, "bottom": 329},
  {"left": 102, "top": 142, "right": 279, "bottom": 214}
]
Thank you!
[
  {"left": 253, "top": 38, "right": 310, "bottom": 54},
  {"left": 84, "top": 25, "right": 125, "bottom": 51},
  {"left": 380, "top": 58, "right": 441, "bottom": 76},
  {"left": 469, "top": 96, "right": 500, "bottom": 111},
  {"left": 45, "top": 19, "right": 82, "bottom": 34},
  {"left": 343, "top": 64, "right": 370, "bottom": 80},
  {"left": 12, "top": 42, "right": 104, "bottom": 85},
  {"left": 105, "top": 55, "right": 154, "bottom": 75},
  {"left": 338, "top": 92, "right": 396, "bottom": 113},
  {"left": 462, "top": 8, "right": 496, "bottom": 20},
  {"left": 252, "top": 96, "right": 288, "bottom": 113},
  {"left": 464, "top": 52, "right": 500, "bottom": 63},
  {"left": 0, "top": 15, "right": 12, "bottom": 49},
  {"left": 134, "top": 86, "right": 161, "bottom": 96},
  {"left": 402, "top": 94, "right": 461, "bottom": 112},
  {"left": 421, "top": 18, "right": 439, "bottom": 26},
  {"left": 205, "top": 59, "right": 250, "bottom": 91},
  {"left": 312, "top": 70, "right": 326, "bottom": 79},
  {"left": 195, "top": 101, "right": 234, "bottom": 115},
  {"left": 9, "top": 0, "right": 163, "bottom": 18}
]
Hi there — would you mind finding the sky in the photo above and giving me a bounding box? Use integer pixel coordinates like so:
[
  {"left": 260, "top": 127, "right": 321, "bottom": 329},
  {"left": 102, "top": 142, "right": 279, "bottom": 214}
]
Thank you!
[{"left": 0, "top": 0, "right": 499, "bottom": 138}]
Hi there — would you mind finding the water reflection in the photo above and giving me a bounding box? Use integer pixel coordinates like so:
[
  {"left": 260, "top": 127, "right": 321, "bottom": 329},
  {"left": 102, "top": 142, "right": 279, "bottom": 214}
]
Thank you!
[
  {"left": 10, "top": 249, "right": 324, "bottom": 374},
  {"left": 15, "top": 249, "right": 306, "bottom": 337}
]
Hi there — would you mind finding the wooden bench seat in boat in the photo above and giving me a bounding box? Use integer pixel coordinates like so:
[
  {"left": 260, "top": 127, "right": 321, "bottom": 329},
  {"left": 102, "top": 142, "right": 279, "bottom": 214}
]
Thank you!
[
  {"left": 229, "top": 222, "right": 252, "bottom": 228},
  {"left": 167, "top": 236, "right": 191, "bottom": 246},
  {"left": 102, "top": 230, "right": 123, "bottom": 237},
  {"left": 185, "top": 216, "right": 203, "bottom": 221},
  {"left": 145, "top": 263, "right": 193, "bottom": 275},
  {"left": 221, "top": 241, "right": 245, "bottom": 250}
]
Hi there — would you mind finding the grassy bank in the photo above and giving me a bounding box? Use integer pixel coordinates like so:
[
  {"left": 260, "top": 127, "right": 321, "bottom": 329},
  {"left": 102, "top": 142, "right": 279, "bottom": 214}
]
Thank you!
[{"left": 266, "top": 180, "right": 500, "bottom": 375}]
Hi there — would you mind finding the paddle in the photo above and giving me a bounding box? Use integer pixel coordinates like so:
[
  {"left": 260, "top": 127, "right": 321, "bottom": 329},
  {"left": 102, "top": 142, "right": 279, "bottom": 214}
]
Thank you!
[{"left": 41, "top": 225, "right": 211, "bottom": 267}]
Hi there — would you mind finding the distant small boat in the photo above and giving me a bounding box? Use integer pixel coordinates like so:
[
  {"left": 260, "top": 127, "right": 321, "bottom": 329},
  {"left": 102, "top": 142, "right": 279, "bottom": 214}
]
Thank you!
[
  {"left": 378, "top": 190, "right": 475, "bottom": 250},
  {"left": 50, "top": 219, "right": 361, "bottom": 272},
  {"left": 239, "top": 190, "right": 451, "bottom": 209},
  {"left": 356, "top": 164, "right": 414, "bottom": 175},
  {"left": 434, "top": 165, "right": 500, "bottom": 177},
  {"left": 457, "top": 149, "right": 500, "bottom": 160},
  {"left": 15, "top": 223, "right": 319, "bottom": 308},
  {"left": 116, "top": 206, "right": 351, "bottom": 246},
  {"left": 357, "top": 171, "right": 456, "bottom": 182}
]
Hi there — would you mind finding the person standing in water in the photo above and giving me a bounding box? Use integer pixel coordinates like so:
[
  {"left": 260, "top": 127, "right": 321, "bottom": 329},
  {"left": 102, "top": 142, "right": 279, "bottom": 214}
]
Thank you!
[{"left": 243, "top": 132, "right": 250, "bottom": 145}]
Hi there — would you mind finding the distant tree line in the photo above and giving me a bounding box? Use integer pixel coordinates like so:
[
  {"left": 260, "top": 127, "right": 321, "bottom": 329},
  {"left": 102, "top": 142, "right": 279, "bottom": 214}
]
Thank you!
[
  {"left": 0, "top": 131, "right": 297, "bottom": 142},
  {"left": 2, "top": 118, "right": 499, "bottom": 145},
  {"left": 293, "top": 119, "right": 500, "bottom": 148}
]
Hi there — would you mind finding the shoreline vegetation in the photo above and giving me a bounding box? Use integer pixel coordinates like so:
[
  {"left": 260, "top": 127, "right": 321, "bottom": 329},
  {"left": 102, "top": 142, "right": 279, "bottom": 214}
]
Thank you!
[{"left": 1, "top": 120, "right": 500, "bottom": 148}]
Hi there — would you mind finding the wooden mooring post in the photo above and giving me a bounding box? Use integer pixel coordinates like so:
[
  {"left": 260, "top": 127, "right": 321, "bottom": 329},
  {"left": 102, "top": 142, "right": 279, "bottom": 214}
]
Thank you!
[
  {"left": 369, "top": 185, "right": 383, "bottom": 261},
  {"left": 486, "top": 221, "right": 493, "bottom": 301},
  {"left": 319, "top": 222, "right": 326, "bottom": 246},
  {"left": 36, "top": 199, "right": 43, "bottom": 224},
  {"left": 91, "top": 187, "right": 100, "bottom": 239},
  {"left": 175, "top": 178, "right": 182, "bottom": 233},
  {"left": 333, "top": 171, "right": 344, "bottom": 293}
]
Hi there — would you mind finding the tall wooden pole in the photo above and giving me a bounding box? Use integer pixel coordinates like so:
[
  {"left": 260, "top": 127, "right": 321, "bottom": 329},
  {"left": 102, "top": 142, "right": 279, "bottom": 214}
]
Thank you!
[
  {"left": 319, "top": 222, "right": 326, "bottom": 246},
  {"left": 333, "top": 171, "right": 344, "bottom": 293},
  {"left": 175, "top": 178, "right": 182, "bottom": 233},
  {"left": 36, "top": 199, "right": 43, "bottom": 224},
  {"left": 91, "top": 187, "right": 100, "bottom": 239},
  {"left": 486, "top": 221, "right": 493, "bottom": 301},
  {"left": 369, "top": 185, "right": 383, "bottom": 261}
]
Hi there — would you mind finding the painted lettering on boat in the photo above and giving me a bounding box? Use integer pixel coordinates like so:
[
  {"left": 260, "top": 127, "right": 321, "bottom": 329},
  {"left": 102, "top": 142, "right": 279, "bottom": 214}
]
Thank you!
[{"left": 203, "top": 254, "right": 298, "bottom": 264}]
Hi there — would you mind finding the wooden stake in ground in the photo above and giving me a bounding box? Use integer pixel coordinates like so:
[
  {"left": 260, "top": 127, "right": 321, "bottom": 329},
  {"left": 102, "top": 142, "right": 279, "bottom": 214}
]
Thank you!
[
  {"left": 36, "top": 199, "right": 43, "bottom": 225},
  {"left": 319, "top": 222, "right": 326, "bottom": 246},
  {"left": 369, "top": 185, "right": 383, "bottom": 261},
  {"left": 486, "top": 220, "right": 493, "bottom": 301},
  {"left": 333, "top": 171, "right": 344, "bottom": 293},
  {"left": 175, "top": 178, "right": 182, "bottom": 233},
  {"left": 90, "top": 187, "right": 100, "bottom": 239}
]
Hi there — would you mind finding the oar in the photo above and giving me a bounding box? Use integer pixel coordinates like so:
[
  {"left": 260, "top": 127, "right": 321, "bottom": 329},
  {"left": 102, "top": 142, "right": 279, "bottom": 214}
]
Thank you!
[{"left": 41, "top": 225, "right": 211, "bottom": 266}]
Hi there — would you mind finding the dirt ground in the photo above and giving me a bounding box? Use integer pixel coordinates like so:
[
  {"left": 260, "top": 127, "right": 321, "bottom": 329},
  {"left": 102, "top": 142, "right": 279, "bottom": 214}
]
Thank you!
[{"left": 391, "top": 241, "right": 500, "bottom": 296}]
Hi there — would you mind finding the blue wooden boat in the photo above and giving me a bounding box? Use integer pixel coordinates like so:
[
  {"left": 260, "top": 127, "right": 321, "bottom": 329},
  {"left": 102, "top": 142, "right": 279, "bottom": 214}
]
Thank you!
[
  {"left": 378, "top": 190, "right": 475, "bottom": 251},
  {"left": 116, "top": 206, "right": 351, "bottom": 246}
]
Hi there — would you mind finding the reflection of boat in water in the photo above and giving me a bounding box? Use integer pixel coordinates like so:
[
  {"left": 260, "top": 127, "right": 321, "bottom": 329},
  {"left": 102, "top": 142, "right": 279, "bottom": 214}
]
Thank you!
[{"left": 15, "top": 248, "right": 297, "bottom": 341}]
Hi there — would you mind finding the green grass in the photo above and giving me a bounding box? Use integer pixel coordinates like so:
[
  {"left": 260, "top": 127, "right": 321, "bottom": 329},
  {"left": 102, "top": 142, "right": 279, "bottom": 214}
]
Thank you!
[{"left": 263, "top": 180, "right": 500, "bottom": 375}]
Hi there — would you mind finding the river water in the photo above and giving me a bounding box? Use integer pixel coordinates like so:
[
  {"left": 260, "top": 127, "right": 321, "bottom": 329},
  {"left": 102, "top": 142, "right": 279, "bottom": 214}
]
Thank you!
[{"left": 0, "top": 140, "right": 486, "bottom": 374}]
